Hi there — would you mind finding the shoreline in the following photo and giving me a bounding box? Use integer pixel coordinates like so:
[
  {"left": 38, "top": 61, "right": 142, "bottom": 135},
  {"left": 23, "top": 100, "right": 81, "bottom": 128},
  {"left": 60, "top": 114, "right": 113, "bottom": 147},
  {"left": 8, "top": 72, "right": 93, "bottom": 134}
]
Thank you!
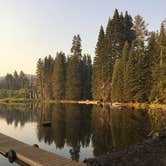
[
  {"left": 0, "top": 98, "right": 165, "bottom": 110},
  {"left": 84, "top": 129, "right": 166, "bottom": 166}
]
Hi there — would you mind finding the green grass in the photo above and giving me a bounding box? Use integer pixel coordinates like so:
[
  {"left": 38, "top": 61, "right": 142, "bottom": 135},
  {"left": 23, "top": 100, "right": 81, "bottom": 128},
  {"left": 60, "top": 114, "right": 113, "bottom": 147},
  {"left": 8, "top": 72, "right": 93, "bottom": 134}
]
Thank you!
[{"left": 0, "top": 98, "right": 37, "bottom": 104}]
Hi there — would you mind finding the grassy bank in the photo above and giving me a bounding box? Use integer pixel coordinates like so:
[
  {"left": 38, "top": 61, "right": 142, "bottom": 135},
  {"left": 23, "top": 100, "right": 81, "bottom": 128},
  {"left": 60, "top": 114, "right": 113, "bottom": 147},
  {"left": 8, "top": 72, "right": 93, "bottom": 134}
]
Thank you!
[{"left": 0, "top": 98, "right": 36, "bottom": 104}]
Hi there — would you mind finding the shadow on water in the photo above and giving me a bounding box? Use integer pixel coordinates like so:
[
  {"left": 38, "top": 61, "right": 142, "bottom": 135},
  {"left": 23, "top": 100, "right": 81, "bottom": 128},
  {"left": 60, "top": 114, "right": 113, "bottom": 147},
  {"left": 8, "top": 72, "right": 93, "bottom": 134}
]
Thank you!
[{"left": 0, "top": 103, "right": 165, "bottom": 161}]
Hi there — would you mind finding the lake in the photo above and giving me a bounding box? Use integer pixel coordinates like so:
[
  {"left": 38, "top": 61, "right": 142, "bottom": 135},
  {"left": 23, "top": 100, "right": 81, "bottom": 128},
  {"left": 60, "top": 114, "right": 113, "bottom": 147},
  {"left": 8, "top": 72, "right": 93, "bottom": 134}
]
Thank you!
[{"left": 0, "top": 103, "right": 165, "bottom": 166}]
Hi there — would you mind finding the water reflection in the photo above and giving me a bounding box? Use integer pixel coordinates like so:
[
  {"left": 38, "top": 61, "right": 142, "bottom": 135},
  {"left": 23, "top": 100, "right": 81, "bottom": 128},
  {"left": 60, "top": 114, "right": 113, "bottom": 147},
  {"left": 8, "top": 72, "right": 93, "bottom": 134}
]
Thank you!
[
  {"left": 0, "top": 104, "right": 34, "bottom": 127},
  {"left": 0, "top": 103, "right": 165, "bottom": 162},
  {"left": 109, "top": 107, "right": 151, "bottom": 149},
  {"left": 91, "top": 105, "right": 112, "bottom": 156},
  {"left": 36, "top": 104, "right": 92, "bottom": 161}
]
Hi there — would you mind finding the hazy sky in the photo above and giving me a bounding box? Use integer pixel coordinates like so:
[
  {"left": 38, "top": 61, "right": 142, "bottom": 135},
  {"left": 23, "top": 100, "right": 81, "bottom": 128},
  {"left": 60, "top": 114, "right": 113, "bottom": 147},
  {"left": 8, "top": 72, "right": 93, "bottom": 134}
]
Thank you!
[{"left": 0, "top": 0, "right": 165, "bottom": 76}]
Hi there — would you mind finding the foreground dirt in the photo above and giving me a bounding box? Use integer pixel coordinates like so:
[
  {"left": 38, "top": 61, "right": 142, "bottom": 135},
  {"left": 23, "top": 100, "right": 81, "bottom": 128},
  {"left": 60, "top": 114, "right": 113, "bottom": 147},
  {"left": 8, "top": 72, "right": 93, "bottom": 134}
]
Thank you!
[{"left": 84, "top": 130, "right": 166, "bottom": 166}]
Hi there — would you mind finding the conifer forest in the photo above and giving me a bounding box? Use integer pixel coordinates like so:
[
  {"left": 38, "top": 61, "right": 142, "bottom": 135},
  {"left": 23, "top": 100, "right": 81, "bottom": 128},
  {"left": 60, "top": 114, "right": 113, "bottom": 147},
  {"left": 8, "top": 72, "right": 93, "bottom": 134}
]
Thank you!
[
  {"left": 35, "top": 9, "right": 166, "bottom": 104},
  {"left": 0, "top": 4, "right": 166, "bottom": 166}
]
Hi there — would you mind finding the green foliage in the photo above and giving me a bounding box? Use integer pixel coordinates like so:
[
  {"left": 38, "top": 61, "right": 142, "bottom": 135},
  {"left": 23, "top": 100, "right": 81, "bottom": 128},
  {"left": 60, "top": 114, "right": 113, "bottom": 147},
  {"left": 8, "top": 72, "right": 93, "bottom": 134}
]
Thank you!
[
  {"left": 52, "top": 52, "right": 66, "bottom": 100},
  {"left": 0, "top": 71, "right": 30, "bottom": 90},
  {"left": 149, "top": 22, "right": 166, "bottom": 103},
  {"left": 36, "top": 55, "right": 54, "bottom": 100},
  {"left": 0, "top": 89, "right": 30, "bottom": 99},
  {"left": 150, "top": 63, "right": 166, "bottom": 103},
  {"left": 112, "top": 42, "right": 130, "bottom": 102},
  {"left": 124, "top": 44, "right": 139, "bottom": 101},
  {"left": 81, "top": 54, "right": 92, "bottom": 99},
  {"left": 33, "top": 10, "right": 166, "bottom": 104},
  {"left": 65, "top": 35, "right": 83, "bottom": 100},
  {"left": 92, "top": 9, "right": 135, "bottom": 101},
  {"left": 36, "top": 35, "right": 92, "bottom": 101},
  {"left": 92, "top": 26, "right": 106, "bottom": 100},
  {"left": 111, "top": 60, "right": 123, "bottom": 101},
  {"left": 111, "top": 14, "right": 165, "bottom": 104}
]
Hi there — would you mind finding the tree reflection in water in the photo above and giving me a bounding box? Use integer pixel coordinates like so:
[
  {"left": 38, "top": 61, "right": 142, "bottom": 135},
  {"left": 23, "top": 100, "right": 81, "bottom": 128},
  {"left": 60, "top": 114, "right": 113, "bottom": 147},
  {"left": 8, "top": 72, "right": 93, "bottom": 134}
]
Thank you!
[
  {"left": 36, "top": 104, "right": 92, "bottom": 161},
  {"left": 0, "top": 104, "right": 34, "bottom": 127},
  {"left": 0, "top": 103, "right": 165, "bottom": 161}
]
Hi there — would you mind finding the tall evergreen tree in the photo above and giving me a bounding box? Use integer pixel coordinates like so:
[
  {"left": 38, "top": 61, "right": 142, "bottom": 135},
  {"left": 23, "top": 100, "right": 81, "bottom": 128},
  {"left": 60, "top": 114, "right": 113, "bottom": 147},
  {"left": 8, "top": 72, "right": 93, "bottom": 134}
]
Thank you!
[
  {"left": 19, "top": 71, "right": 29, "bottom": 89},
  {"left": 125, "top": 41, "right": 152, "bottom": 102},
  {"left": 123, "top": 11, "right": 135, "bottom": 45},
  {"left": 150, "top": 22, "right": 166, "bottom": 102},
  {"left": 65, "top": 35, "right": 82, "bottom": 100},
  {"left": 110, "top": 9, "right": 124, "bottom": 63},
  {"left": 43, "top": 55, "right": 54, "bottom": 99},
  {"left": 52, "top": 52, "right": 66, "bottom": 100},
  {"left": 112, "top": 42, "right": 130, "bottom": 102},
  {"left": 133, "top": 15, "right": 148, "bottom": 42},
  {"left": 123, "top": 16, "right": 150, "bottom": 102},
  {"left": 13, "top": 71, "right": 19, "bottom": 90},
  {"left": 135, "top": 43, "right": 151, "bottom": 102},
  {"left": 105, "top": 18, "right": 114, "bottom": 80},
  {"left": 36, "top": 58, "right": 44, "bottom": 99},
  {"left": 125, "top": 43, "right": 139, "bottom": 102},
  {"left": 146, "top": 33, "right": 159, "bottom": 101},
  {"left": 92, "top": 26, "right": 105, "bottom": 100},
  {"left": 81, "top": 54, "right": 92, "bottom": 99},
  {"left": 111, "top": 60, "right": 123, "bottom": 101}
]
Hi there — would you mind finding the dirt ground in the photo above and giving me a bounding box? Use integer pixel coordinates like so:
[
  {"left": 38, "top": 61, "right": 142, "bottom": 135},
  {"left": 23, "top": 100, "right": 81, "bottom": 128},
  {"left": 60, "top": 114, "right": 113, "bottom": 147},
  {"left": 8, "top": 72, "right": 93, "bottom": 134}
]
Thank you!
[{"left": 84, "top": 130, "right": 166, "bottom": 166}]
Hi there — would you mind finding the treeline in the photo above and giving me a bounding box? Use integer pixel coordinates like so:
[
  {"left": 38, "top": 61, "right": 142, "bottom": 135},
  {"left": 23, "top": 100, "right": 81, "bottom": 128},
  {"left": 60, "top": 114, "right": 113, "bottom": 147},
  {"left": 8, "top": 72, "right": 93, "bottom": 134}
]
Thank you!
[
  {"left": 0, "top": 71, "right": 31, "bottom": 90},
  {"left": 35, "top": 9, "right": 166, "bottom": 103},
  {"left": 35, "top": 35, "right": 92, "bottom": 100},
  {"left": 93, "top": 9, "right": 166, "bottom": 103}
]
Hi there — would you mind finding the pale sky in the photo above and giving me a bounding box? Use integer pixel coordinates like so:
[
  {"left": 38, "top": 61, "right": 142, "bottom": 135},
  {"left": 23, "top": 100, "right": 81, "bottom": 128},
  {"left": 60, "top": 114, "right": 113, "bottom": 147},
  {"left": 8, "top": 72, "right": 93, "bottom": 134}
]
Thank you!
[{"left": 0, "top": 0, "right": 165, "bottom": 76}]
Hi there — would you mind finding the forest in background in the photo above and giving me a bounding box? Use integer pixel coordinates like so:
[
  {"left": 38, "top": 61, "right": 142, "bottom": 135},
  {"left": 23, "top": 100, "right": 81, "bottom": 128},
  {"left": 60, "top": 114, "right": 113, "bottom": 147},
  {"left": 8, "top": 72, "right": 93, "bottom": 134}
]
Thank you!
[
  {"left": 0, "top": 71, "right": 34, "bottom": 99},
  {"left": 0, "top": 9, "right": 166, "bottom": 104}
]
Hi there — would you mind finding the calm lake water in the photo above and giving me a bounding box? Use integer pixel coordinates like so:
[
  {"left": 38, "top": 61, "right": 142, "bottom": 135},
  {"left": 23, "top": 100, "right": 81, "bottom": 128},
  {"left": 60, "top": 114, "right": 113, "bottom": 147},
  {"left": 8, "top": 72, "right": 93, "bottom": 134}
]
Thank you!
[{"left": 0, "top": 103, "right": 165, "bottom": 166}]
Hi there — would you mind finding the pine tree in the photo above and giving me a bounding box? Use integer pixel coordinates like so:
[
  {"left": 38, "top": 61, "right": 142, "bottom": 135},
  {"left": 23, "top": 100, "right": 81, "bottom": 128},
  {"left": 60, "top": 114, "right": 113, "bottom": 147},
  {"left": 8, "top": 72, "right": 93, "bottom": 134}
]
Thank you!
[
  {"left": 52, "top": 52, "right": 66, "bottom": 100},
  {"left": 125, "top": 40, "right": 152, "bottom": 102},
  {"left": 146, "top": 33, "right": 159, "bottom": 101},
  {"left": 104, "top": 10, "right": 135, "bottom": 83},
  {"left": 125, "top": 43, "right": 139, "bottom": 102},
  {"left": 112, "top": 42, "right": 130, "bottom": 102},
  {"left": 36, "top": 58, "right": 44, "bottom": 99},
  {"left": 150, "top": 22, "right": 166, "bottom": 103},
  {"left": 111, "top": 60, "right": 123, "bottom": 101},
  {"left": 65, "top": 35, "right": 83, "bottom": 100},
  {"left": 123, "top": 11, "right": 135, "bottom": 45},
  {"left": 133, "top": 15, "right": 148, "bottom": 42},
  {"left": 13, "top": 71, "right": 19, "bottom": 90},
  {"left": 105, "top": 18, "right": 113, "bottom": 80},
  {"left": 43, "top": 55, "right": 54, "bottom": 99},
  {"left": 135, "top": 43, "right": 151, "bottom": 102},
  {"left": 122, "top": 16, "right": 150, "bottom": 102},
  {"left": 110, "top": 9, "right": 124, "bottom": 63},
  {"left": 19, "top": 71, "right": 29, "bottom": 89},
  {"left": 92, "top": 26, "right": 105, "bottom": 100},
  {"left": 121, "top": 42, "right": 130, "bottom": 101},
  {"left": 81, "top": 54, "right": 92, "bottom": 99}
]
